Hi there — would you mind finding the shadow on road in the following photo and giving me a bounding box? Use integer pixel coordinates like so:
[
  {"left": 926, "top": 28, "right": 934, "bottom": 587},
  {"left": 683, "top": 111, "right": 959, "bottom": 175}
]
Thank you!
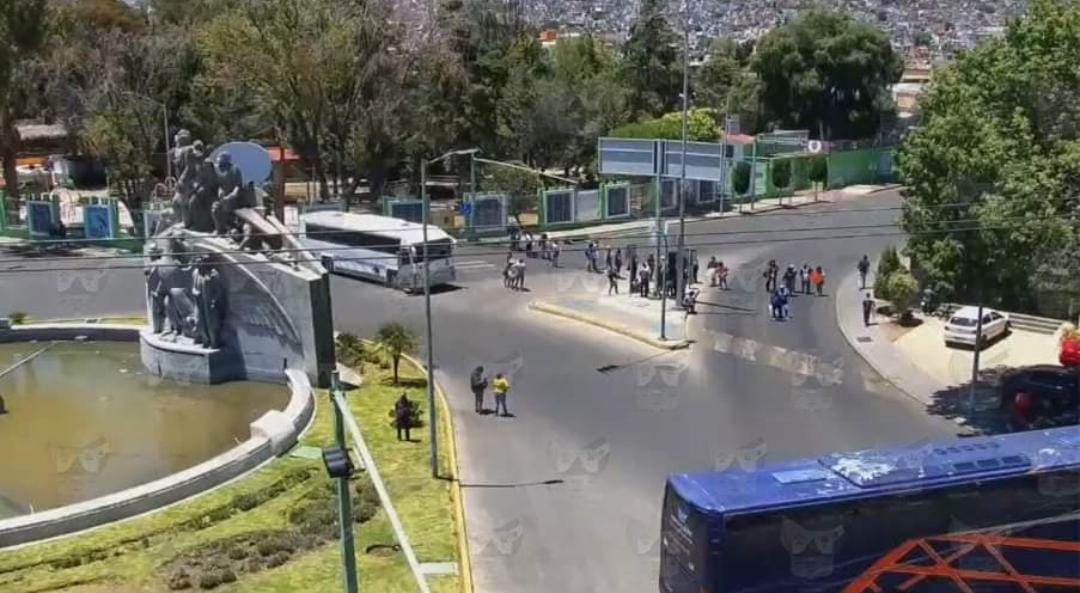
[{"left": 926, "top": 367, "right": 1012, "bottom": 435}]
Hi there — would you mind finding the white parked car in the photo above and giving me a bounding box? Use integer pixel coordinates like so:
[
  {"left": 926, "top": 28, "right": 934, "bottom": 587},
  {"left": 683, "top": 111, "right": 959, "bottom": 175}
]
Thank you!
[{"left": 944, "top": 306, "right": 1011, "bottom": 348}]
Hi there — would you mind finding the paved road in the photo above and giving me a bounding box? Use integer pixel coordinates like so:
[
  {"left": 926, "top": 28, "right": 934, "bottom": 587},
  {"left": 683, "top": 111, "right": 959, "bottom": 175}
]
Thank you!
[{"left": 0, "top": 190, "right": 963, "bottom": 593}]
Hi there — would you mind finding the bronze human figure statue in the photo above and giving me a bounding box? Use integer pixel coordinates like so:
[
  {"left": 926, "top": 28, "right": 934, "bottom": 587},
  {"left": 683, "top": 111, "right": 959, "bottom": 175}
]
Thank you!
[
  {"left": 211, "top": 152, "right": 253, "bottom": 236},
  {"left": 191, "top": 257, "right": 226, "bottom": 348},
  {"left": 170, "top": 130, "right": 204, "bottom": 227},
  {"left": 187, "top": 155, "right": 218, "bottom": 232}
]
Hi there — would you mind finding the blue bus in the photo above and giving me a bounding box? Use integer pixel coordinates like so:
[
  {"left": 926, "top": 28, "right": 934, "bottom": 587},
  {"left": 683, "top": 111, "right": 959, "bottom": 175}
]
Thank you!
[{"left": 660, "top": 427, "right": 1080, "bottom": 593}]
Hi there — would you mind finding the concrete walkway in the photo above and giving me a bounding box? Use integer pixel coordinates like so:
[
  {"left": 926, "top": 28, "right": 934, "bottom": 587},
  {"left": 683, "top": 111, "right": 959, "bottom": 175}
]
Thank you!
[
  {"left": 834, "top": 270, "right": 946, "bottom": 405},
  {"left": 529, "top": 280, "right": 691, "bottom": 350}
]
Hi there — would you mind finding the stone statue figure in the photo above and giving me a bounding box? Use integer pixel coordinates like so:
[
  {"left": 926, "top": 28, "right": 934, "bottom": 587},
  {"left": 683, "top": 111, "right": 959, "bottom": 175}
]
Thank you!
[
  {"left": 144, "top": 244, "right": 168, "bottom": 333},
  {"left": 191, "top": 257, "right": 226, "bottom": 348},
  {"left": 166, "top": 284, "right": 198, "bottom": 341},
  {"left": 211, "top": 152, "right": 254, "bottom": 236},
  {"left": 187, "top": 156, "right": 218, "bottom": 232},
  {"left": 170, "top": 130, "right": 204, "bottom": 227}
]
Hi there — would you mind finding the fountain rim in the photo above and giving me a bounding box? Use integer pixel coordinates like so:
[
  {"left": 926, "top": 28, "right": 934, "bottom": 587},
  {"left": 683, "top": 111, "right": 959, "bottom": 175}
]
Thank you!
[{"left": 0, "top": 323, "right": 315, "bottom": 549}]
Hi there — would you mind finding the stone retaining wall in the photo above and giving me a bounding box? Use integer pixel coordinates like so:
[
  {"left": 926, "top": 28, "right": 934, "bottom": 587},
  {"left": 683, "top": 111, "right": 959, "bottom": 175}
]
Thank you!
[{"left": 0, "top": 327, "right": 314, "bottom": 548}]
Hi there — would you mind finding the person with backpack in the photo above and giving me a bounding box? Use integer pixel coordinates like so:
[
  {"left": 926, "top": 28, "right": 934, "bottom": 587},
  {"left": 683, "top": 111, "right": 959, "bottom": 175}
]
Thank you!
[
  {"left": 764, "top": 260, "right": 778, "bottom": 292},
  {"left": 470, "top": 366, "right": 488, "bottom": 414},
  {"left": 607, "top": 265, "right": 620, "bottom": 295}
]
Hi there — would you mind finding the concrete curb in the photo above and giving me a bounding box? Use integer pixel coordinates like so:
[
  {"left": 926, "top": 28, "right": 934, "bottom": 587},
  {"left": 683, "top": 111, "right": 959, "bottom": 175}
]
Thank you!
[
  {"left": 528, "top": 300, "right": 691, "bottom": 351},
  {"left": 399, "top": 350, "right": 473, "bottom": 593},
  {"left": 834, "top": 271, "right": 943, "bottom": 406}
]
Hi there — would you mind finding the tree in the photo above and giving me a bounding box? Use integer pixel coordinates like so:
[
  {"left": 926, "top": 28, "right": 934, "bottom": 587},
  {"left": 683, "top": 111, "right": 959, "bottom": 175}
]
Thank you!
[
  {"left": 696, "top": 37, "right": 761, "bottom": 132},
  {"left": 771, "top": 159, "right": 792, "bottom": 190},
  {"left": 375, "top": 322, "right": 417, "bottom": 385},
  {"left": 610, "top": 108, "right": 719, "bottom": 142},
  {"left": 873, "top": 245, "right": 903, "bottom": 298},
  {"left": 0, "top": 0, "right": 48, "bottom": 203},
  {"left": 620, "top": 0, "right": 680, "bottom": 119},
  {"left": 335, "top": 332, "right": 364, "bottom": 369},
  {"left": 732, "top": 161, "right": 751, "bottom": 196},
  {"left": 897, "top": 0, "right": 1080, "bottom": 310},
  {"left": 752, "top": 10, "right": 903, "bottom": 140},
  {"left": 487, "top": 164, "right": 540, "bottom": 225}
]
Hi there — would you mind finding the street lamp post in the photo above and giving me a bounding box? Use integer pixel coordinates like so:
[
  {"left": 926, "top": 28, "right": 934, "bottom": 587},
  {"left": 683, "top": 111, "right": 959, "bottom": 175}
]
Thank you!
[
  {"left": 675, "top": 0, "right": 691, "bottom": 309},
  {"left": 326, "top": 371, "right": 358, "bottom": 593},
  {"left": 420, "top": 148, "right": 480, "bottom": 478}
]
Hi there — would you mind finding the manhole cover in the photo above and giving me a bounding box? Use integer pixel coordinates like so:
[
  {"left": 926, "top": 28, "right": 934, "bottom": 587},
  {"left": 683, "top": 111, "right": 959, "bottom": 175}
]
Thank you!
[{"left": 856, "top": 336, "right": 873, "bottom": 343}]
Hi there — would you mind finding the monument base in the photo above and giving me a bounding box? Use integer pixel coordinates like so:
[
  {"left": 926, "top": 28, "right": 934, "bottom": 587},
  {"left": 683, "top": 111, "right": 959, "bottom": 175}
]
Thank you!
[{"left": 140, "top": 329, "right": 243, "bottom": 385}]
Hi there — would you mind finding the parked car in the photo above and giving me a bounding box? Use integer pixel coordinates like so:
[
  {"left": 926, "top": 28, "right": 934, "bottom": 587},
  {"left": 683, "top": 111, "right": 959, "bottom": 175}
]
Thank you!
[
  {"left": 944, "top": 306, "right": 1010, "bottom": 348},
  {"left": 999, "top": 365, "right": 1080, "bottom": 431}
]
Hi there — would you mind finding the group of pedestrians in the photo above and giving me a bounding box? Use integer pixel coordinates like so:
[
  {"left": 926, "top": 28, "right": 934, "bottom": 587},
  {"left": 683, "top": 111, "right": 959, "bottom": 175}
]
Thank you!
[
  {"left": 470, "top": 366, "right": 512, "bottom": 417},
  {"left": 705, "top": 257, "right": 730, "bottom": 289},
  {"left": 503, "top": 253, "right": 527, "bottom": 291},
  {"left": 763, "top": 260, "right": 828, "bottom": 321}
]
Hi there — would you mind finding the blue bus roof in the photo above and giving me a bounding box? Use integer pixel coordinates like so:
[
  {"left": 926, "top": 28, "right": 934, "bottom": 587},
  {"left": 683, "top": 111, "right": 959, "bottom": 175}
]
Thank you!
[{"left": 669, "top": 426, "right": 1080, "bottom": 516}]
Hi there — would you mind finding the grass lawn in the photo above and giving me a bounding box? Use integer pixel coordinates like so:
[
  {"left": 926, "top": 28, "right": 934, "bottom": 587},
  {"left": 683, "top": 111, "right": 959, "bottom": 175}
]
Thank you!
[{"left": 0, "top": 357, "right": 462, "bottom": 593}]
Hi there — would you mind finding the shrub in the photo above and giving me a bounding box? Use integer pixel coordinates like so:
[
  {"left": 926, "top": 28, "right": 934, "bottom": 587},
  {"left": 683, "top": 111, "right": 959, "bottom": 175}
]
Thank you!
[
  {"left": 219, "top": 569, "right": 237, "bottom": 584},
  {"left": 227, "top": 546, "right": 248, "bottom": 561},
  {"left": 771, "top": 159, "right": 792, "bottom": 190},
  {"left": 266, "top": 551, "right": 290, "bottom": 568},
  {"left": 732, "top": 161, "right": 752, "bottom": 196},
  {"left": 808, "top": 156, "right": 828, "bottom": 187},
  {"left": 167, "top": 569, "right": 192, "bottom": 590},
  {"left": 7, "top": 312, "right": 26, "bottom": 325},
  {"left": 232, "top": 493, "right": 259, "bottom": 512},
  {"left": 885, "top": 271, "right": 919, "bottom": 317},
  {"left": 197, "top": 572, "right": 221, "bottom": 590}
]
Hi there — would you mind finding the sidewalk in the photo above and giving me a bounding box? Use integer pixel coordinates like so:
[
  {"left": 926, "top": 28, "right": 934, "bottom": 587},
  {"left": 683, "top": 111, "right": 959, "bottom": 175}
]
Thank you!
[
  {"left": 529, "top": 280, "right": 691, "bottom": 350},
  {"left": 835, "top": 270, "right": 946, "bottom": 405}
]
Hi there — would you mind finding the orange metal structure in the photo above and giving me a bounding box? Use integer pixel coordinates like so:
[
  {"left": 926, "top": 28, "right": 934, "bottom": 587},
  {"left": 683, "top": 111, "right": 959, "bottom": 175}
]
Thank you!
[{"left": 843, "top": 531, "right": 1080, "bottom": 592}]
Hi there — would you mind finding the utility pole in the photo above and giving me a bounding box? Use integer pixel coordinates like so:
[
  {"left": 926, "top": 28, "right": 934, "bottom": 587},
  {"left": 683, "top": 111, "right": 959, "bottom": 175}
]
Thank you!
[
  {"left": 675, "top": 0, "right": 690, "bottom": 309},
  {"left": 655, "top": 172, "right": 667, "bottom": 340},
  {"left": 163, "top": 105, "right": 171, "bottom": 181},
  {"left": 330, "top": 372, "right": 359, "bottom": 593},
  {"left": 969, "top": 297, "right": 985, "bottom": 414},
  {"left": 420, "top": 161, "right": 438, "bottom": 478},
  {"left": 748, "top": 138, "right": 758, "bottom": 210}
]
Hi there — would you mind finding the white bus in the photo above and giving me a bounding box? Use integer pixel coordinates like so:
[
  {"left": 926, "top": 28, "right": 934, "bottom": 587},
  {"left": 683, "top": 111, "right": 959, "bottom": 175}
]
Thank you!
[{"left": 299, "top": 211, "right": 456, "bottom": 291}]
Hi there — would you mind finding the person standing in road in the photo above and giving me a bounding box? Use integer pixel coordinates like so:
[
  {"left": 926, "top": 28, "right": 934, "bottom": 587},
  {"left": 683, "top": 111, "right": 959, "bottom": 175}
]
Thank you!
[
  {"left": 605, "top": 247, "right": 613, "bottom": 272},
  {"left": 812, "top": 265, "right": 826, "bottom": 296},
  {"left": 607, "top": 265, "right": 619, "bottom": 295},
  {"left": 514, "top": 258, "right": 527, "bottom": 291},
  {"left": 394, "top": 393, "right": 414, "bottom": 441},
  {"left": 492, "top": 372, "right": 511, "bottom": 417},
  {"left": 857, "top": 255, "right": 871, "bottom": 289},
  {"left": 629, "top": 255, "right": 639, "bottom": 293},
  {"left": 551, "top": 240, "right": 561, "bottom": 267},
  {"left": 862, "top": 292, "right": 875, "bottom": 327},
  {"left": 718, "top": 260, "right": 729, "bottom": 290},
  {"left": 707, "top": 257, "right": 718, "bottom": 286},
  {"left": 764, "top": 260, "right": 778, "bottom": 292},
  {"left": 800, "top": 264, "right": 812, "bottom": 295},
  {"left": 615, "top": 248, "right": 624, "bottom": 276},
  {"left": 470, "top": 366, "right": 488, "bottom": 413},
  {"left": 639, "top": 263, "right": 651, "bottom": 298},
  {"left": 783, "top": 265, "right": 797, "bottom": 294}
]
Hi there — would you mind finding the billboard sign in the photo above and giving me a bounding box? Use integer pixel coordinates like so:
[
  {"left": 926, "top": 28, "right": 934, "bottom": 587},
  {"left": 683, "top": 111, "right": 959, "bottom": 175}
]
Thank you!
[
  {"left": 661, "top": 141, "right": 724, "bottom": 181},
  {"left": 84, "top": 204, "right": 114, "bottom": 239},
  {"left": 598, "top": 138, "right": 658, "bottom": 177}
]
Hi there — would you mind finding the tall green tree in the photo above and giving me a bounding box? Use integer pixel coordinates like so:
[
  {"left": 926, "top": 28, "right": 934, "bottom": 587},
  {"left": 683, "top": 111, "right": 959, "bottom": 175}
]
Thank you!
[
  {"left": 0, "top": 0, "right": 48, "bottom": 202},
  {"left": 621, "top": 0, "right": 680, "bottom": 119},
  {"left": 752, "top": 10, "right": 902, "bottom": 140},
  {"left": 898, "top": 0, "right": 1080, "bottom": 310},
  {"left": 696, "top": 37, "right": 761, "bottom": 133}
]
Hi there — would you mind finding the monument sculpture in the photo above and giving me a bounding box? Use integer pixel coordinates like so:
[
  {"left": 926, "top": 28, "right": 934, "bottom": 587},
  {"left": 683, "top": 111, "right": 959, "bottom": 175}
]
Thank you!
[{"left": 141, "top": 132, "right": 334, "bottom": 387}]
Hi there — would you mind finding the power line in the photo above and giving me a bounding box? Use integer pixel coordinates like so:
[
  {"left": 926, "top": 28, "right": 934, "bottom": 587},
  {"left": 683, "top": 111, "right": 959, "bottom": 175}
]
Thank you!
[
  {"left": 0, "top": 218, "right": 1067, "bottom": 276},
  {"left": 0, "top": 210, "right": 1068, "bottom": 267},
  {"left": 0, "top": 197, "right": 1000, "bottom": 250}
]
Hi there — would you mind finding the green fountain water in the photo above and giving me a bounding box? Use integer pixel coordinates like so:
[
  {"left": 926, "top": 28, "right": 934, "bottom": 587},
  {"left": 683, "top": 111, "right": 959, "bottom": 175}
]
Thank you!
[{"left": 0, "top": 341, "right": 288, "bottom": 518}]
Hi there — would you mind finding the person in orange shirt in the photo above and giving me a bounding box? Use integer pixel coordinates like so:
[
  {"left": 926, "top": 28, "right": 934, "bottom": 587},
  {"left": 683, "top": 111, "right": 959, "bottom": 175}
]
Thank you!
[{"left": 811, "top": 266, "right": 826, "bottom": 296}]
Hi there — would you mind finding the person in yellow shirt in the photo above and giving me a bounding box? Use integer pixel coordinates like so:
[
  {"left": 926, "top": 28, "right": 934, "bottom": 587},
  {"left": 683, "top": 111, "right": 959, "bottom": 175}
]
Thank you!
[{"left": 491, "top": 372, "right": 511, "bottom": 417}]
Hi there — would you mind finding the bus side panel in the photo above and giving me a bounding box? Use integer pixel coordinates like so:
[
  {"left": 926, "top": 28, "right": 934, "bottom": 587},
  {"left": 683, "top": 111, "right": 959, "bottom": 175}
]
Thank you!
[{"left": 717, "top": 468, "right": 1080, "bottom": 593}]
